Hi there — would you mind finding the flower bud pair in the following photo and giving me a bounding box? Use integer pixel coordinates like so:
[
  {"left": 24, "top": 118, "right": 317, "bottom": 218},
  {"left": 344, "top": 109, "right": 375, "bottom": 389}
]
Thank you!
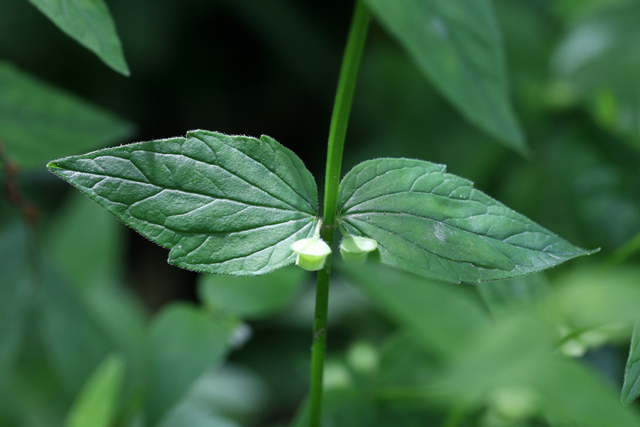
[{"left": 291, "top": 221, "right": 378, "bottom": 271}]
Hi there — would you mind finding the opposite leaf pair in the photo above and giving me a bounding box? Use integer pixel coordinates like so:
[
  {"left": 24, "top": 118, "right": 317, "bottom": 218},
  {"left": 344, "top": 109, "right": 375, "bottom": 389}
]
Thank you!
[{"left": 48, "top": 130, "right": 592, "bottom": 284}]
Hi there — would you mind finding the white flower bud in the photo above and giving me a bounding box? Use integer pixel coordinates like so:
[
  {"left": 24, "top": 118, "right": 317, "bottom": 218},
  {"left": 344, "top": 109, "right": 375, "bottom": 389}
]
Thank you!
[
  {"left": 291, "top": 237, "right": 332, "bottom": 271},
  {"left": 339, "top": 235, "right": 378, "bottom": 265}
]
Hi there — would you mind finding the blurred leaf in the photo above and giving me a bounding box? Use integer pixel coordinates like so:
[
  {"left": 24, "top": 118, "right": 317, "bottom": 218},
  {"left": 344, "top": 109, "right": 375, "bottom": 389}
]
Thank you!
[
  {"left": 38, "top": 269, "right": 112, "bottom": 394},
  {"left": 553, "top": 3, "right": 640, "bottom": 92},
  {"left": 362, "top": 0, "right": 526, "bottom": 152},
  {"left": 65, "top": 354, "right": 125, "bottom": 427},
  {"left": 375, "top": 333, "right": 439, "bottom": 390},
  {"left": 48, "top": 131, "right": 318, "bottom": 276},
  {"left": 0, "top": 224, "right": 33, "bottom": 378},
  {"left": 337, "top": 158, "right": 593, "bottom": 284},
  {"left": 291, "top": 386, "right": 442, "bottom": 427},
  {"left": 45, "top": 192, "right": 124, "bottom": 290},
  {"left": 44, "top": 192, "right": 147, "bottom": 400},
  {"left": 340, "top": 263, "right": 488, "bottom": 356},
  {"left": 622, "top": 321, "right": 640, "bottom": 405},
  {"left": 158, "top": 365, "right": 265, "bottom": 427},
  {"left": 437, "top": 313, "right": 640, "bottom": 427},
  {"left": 477, "top": 273, "right": 550, "bottom": 318},
  {"left": 159, "top": 404, "right": 240, "bottom": 427},
  {"left": 197, "top": 266, "right": 307, "bottom": 319},
  {"left": 552, "top": 3, "right": 640, "bottom": 147},
  {"left": 538, "top": 357, "right": 640, "bottom": 427},
  {"left": 0, "top": 61, "right": 134, "bottom": 169},
  {"left": 145, "top": 304, "right": 233, "bottom": 427},
  {"left": 82, "top": 282, "right": 148, "bottom": 404},
  {"left": 553, "top": 267, "right": 640, "bottom": 328},
  {"left": 26, "top": 0, "right": 129, "bottom": 75}
]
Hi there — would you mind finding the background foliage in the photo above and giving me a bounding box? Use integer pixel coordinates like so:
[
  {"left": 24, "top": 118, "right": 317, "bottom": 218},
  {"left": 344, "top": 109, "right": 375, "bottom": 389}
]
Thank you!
[{"left": 1, "top": 0, "right": 640, "bottom": 426}]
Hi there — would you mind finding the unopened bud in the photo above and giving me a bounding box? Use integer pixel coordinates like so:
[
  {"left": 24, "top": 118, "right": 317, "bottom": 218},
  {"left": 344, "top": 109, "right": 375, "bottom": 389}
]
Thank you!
[{"left": 340, "top": 235, "right": 378, "bottom": 265}]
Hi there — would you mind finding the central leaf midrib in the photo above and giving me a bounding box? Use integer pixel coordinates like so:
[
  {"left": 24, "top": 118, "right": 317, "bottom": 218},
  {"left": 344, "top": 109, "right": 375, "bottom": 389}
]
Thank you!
[
  {"left": 191, "top": 134, "right": 317, "bottom": 215},
  {"left": 344, "top": 210, "right": 547, "bottom": 254},
  {"left": 131, "top": 149, "right": 306, "bottom": 213},
  {"left": 76, "top": 163, "right": 310, "bottom": 214}
]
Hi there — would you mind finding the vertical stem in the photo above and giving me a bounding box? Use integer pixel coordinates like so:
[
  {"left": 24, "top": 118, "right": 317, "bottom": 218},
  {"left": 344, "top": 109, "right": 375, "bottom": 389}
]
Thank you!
[{"left": 308, "top": 2, "right": 370, "bottom": 427}]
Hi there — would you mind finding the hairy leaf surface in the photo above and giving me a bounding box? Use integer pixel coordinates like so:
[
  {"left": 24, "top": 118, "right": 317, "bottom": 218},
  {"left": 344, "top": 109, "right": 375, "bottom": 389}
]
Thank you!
[
  {"left": 337, "top": 158, "right": 592, "bottom": 284},
  {"left": 27, "top": 0, "right": 129, "bottom": 75},
  {"left": 48, "top": 131, "right": 318, "bottom": 276},
  {"left": 362, "top": 0, "right": 526, "bottom": 153}
]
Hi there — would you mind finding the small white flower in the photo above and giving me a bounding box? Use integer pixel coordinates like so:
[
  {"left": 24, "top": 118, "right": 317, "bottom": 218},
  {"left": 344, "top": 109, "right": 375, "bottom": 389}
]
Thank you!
[
  {"left": 339, "top": 235, "right": 377, "bottom": 265},
  {"left": 291, "top": 237, "right": 332, "bottom": 271}
]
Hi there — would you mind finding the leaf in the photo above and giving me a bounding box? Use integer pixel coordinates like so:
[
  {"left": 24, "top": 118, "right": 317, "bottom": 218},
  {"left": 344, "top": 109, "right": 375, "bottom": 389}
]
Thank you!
[
  {"left": 197, "top": 266, "right": 308, "bottom": 319},
  {"left": 0, "top": 61, "right": 134, "bottom": 170},
  {"left": 26, "top": 0, "right": 129, "bottom": 75},
  {"left": 65, "top": 354, "right": 125, "bottom": 427},
  {"left": 362, "top": 0, "right": 526, "bottom": 153},
  {"left": 622, "top": 321, "right": 640, "bottom": 405},
  {"left": 0, "top": 224, "right": 34, "bottom": 379},
  {"left": 340, "top": 263, "right": 488, "bottom": 356},
  {"left": 437, "top": 312, "right": 640, "bottom": 427},
  {"left": 38, "top": 268, "right": 113, "bottom": 394},
  {"left": 48, "top": 130, "right": 319, "bottom": 276},
  {"left": 477, "top": 273, "right": 550, "bottom": 318},
  {"left": 337, "top": 158, "right": 594, "bottom": 284},
  {"left": 552, "top": 3, "right": 640, "bottom": 148},
  {"left": 145, "top": 304, "right": 234, "bottom": 427},
  {"left": 45, "top": 192, "right": 124, "bottom": 290},
  {"left": 553, "top": 267, "right": 640, "bottom": 327}
]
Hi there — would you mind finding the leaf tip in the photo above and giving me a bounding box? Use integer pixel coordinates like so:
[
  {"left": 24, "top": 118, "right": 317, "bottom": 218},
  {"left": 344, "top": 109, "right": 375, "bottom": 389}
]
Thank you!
[{"left": 46, "top": 161, "right": 63, "bottom": 170}]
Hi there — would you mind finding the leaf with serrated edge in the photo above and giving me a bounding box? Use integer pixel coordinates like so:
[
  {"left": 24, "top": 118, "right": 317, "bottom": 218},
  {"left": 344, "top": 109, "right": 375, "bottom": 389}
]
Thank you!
[
  {"left": 48, "top": 131, "right": 318, "bottom": 276},
  {"left": 337, "top": 158, "right": 593, "bottom": 284}
]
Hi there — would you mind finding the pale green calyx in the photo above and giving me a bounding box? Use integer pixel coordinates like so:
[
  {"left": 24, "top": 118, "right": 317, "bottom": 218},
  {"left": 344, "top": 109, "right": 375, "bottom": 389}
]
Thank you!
[
  {"left": 291, "top": 221, "right": 331, "bottom": 271},
  {"left": 340, "top": 235, "right": 378, "bottom": 265}
]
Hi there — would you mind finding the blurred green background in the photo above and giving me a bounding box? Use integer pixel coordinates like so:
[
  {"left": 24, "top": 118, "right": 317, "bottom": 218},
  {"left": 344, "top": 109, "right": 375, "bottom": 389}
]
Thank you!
[{"left": 2, "top": 0, "right": 640, "bottom": 426}]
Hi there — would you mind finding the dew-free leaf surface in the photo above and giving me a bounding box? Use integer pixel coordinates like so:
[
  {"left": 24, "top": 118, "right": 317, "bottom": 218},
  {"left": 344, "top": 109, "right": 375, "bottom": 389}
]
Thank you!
[
  {"left": 48, "top": 131, "right": 318, "bottom": 276},
  {"left": 363, "top": 0, "right": 526, "bottom": 152},
  {"left": 337, "top": 158, "right": 593, "bottom": 284},
  {"left": 145, "top": 304, "right": 233, "bottom": 427},
  {"left": 0, "top": 61, "right": 133, "bottom": 169},
  {"left": 26, "top": 0, "right": 129, "bottom": 75},
  {"left": 198, "top": 266, "right": 307, "bottom": 319},
  {"left": 623, "top": 321, "right": 640, "bottom": 405},
  {"left": 65, "top": 354, "right": 125, "bottom": 427}
]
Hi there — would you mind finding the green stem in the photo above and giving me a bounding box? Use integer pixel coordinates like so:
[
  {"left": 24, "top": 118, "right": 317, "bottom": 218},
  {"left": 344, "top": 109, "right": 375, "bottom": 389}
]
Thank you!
[{"left": 308, "top": 2, "right": 370, "bottom": 427}]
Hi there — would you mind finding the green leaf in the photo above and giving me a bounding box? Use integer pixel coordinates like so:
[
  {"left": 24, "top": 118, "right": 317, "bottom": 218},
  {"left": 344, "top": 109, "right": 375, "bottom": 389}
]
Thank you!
[
  {"left": 553, "top": 267, "right": 640, "bottom": 327},
  {"left": 340, "top": 263, "right": 488, "bottom": 356},
  {"left": 48, "top": 130, "right": 318, "bottom": 276},
  {"left": 362, "top": 0, "right": 526, "bottom": 153},
  {"left": 0, "top": 61, "right": 134, "bottom": 170},
  {"left": 437, "top": 313, "right": 640, "bottom": 427},
  {"left": 38, "top": 269, "right": 113, "bottom": 394},
  {"left": 26, "top": 0, "right": 129, "bottom": 75},
  {"left": 337, "top": 158, "right": 593, "bottom": 284},
  {"left": 65, "top": 354, "right": 125, "bottom": 427},
  {"left": 197, "top": 266, "right": 307, "bottom": 319},
  {"left": 145, "top": 304, "right": 234, "bottom": 427},
  {"left": 477, "top": 273, "right": 550, "bottom": 318},
  {"left": 0, "top": 224, "right": 33, "bottom": 379},
  {"left": 552, "top": 3, "right": 640, "bottom": 148},
  {"left": 622, "top": 321, "right": 640, "bottom": 405},
  {"left": 45, "top": 192, "right": 124, "bottom": 290}
]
